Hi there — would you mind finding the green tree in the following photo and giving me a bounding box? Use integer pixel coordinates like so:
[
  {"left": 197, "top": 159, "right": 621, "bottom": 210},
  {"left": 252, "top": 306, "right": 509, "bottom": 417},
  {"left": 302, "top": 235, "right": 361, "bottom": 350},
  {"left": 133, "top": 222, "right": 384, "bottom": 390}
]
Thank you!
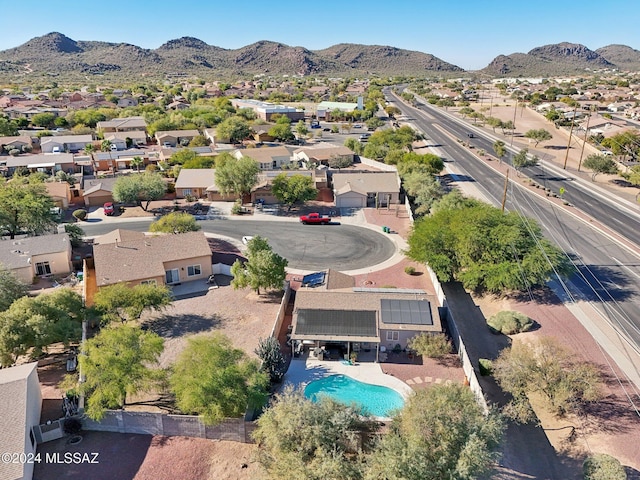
[
  {"left": 524, "top": 128, "right": 552, "bottom": 148},
  {"left": 365, "top": 384, "right": 504, "bottom": 480},
  {"left": 170, "top": 333, "right": 269, "bottom": 425},
  {"left": 168, "top": 149, "right": 197, "bottom": 165},
  {"left": 64, "top": 223, "right": 85, "bottom": 247},
  {"left": 216, "top": 116, "right": 251, "bottom": 144},
  {"left": 31, "top": 112, "right": 57, "bottom": 128},
  {"left": 93, "top": 282, "right": 172, "bottom": 324},
  {"left": 398, "top": 152, "right": 444, "bottom": 176},
  {"left": 112, "top": 173, "right": 166, "bottom": 211},
  {"left": 130, "top": 156, "right": 144, "bottom": 172},
  {"left": 214, "top": 156, "right": 259, "bottom": 200},
  {"left": 583, "top": 454, "right": 627, "bottom": 480},
  {"left": 149, "top": 212, "right": 201, "bottom": 234},
  {"left": 0, "top": 116, "right": 19, "bottom": 136},
  {"left": 493, "top": 140, "right": 506, "bottom": 164},
  {"left": 0, "top": 289, "right": 83, "bottom": 366},
  {"left": 511, "top": 148, "right": 539, "bottom": 176},
  {"left": 78, "top": 324, "right": 164, "bottom": 420},
  {"left": 407, "top": 333, "right": 451, "bottom": 358},
  {"left": 0, "top": 265, "right": 28, "bottom": 312},
  {"left": 255, "top": 336, "right": 286, "bottom": 382},
  {"left": 295, "top": 120, "right": 309, "bottom": 139},
  {"left": 84, "top": 143, "right": 95, "bottom": 154},
  {"left": 583, "top": 154, "right": 619, "bottom": 181},
  {"left": 271, "top": 173, "right": 318, "bottom": 210},
  {"left": 253, "top": 387, "right": 376, "bottom": 480},
  {"left": 487, "top": 116, "right": 503, "bottom": 133},
  {"left": 406, "top": 201, "right": 572, "bottom": 294},
  {"left": 493, "top": 337, "right": 602, "bottom": 422},
  {"left": 231, "top": 237, "right": 287, "bottom": 295},
  {"left": 188, "top": 135, "right": 208, "bottom": 147},
  {"left": 621, "top": 164, "right": 640, "bottom": 200},
  {"left": 269, "top": 122, "right": 295, "bottom": 142},
  {"left": 0, "top": 179, "right": 55, "bottom": 239}
]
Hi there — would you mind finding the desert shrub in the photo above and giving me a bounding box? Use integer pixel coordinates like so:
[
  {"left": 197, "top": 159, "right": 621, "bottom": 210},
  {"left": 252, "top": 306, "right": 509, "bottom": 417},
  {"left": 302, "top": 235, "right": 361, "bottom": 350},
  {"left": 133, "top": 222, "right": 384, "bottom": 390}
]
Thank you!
[
  {"left": 583, "top": 453, "right": 627, "bottom": 480},
  {"left": 404, "top": 266, "right": 416, "bottom": 275},
  {"left": 408, "top": 333, "right": 451, "bottom": 358},
  {"left": 231, "top": 200, "right": 242, "bottom": 215},
  {"left": 72, "top": 209, "right": 87, "bottom": 221},
  {"left": 487, "top": 310, "right": 533, "bottom": 335},
  {"left": 479, "top": 358, "right": 493, "bottom": 376}
]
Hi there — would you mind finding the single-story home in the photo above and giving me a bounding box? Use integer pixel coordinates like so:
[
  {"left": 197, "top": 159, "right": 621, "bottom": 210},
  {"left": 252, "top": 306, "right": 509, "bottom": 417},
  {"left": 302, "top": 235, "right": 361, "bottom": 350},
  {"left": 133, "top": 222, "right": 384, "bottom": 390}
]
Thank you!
[
  {"left": 250, "top": 170, "right": 326, "bottom": 204},
  {"left": 155, "top": 130, "right": 201, "bottom": 148},
  {"left": 40, "top": 134, "right": 93, "bottom": 154},
  {"left": 82, "top": 177, "right": 119, "bottom": 206},
  {"left": 174, "top": 168, "right": 225, "bottom": 200},
  {"left": 44, "top": 181, "right": 76, "bottom": 209},
  {"left": 91, "top": 230, "right": 213, "bottom": 292},
  {"left": 103, "top": 130, "right": 148, "bottom": 148},
  {"left": 0, "top": 153, "right": 76, "bottom": 177},
  {"left": 0, "top": 362, "right": 42, "bottom": 480},
  {"left": 96, "top": 116, "right": 148, "bottom": 133},
  {"left": 0, "top": 233, "right": 72, "bottom": 284},
  {"left": 332, "top": 171, "right": 401, "bottom": 208},
  {"left": 233, "top": 146, "right": 293, "bottom": 170},
  {"left": 290, "top": 288, "right": 442, "bottom": 362},
  {"left": 0, "top": 135, "right": 33, "bottom": 153},
  {"left": 292, "top": 144, "right": 355, "bottom": 167},
  {"left": 92, "top": 149, "right": 150, "bottom": 173}
]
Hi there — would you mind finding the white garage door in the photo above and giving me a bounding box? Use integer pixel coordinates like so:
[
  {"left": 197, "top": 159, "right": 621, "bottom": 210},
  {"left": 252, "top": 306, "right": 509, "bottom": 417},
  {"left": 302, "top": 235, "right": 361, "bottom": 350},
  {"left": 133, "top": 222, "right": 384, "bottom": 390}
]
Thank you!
[{"left": 337, "top": 195, "right": 365, "bottom": 208}]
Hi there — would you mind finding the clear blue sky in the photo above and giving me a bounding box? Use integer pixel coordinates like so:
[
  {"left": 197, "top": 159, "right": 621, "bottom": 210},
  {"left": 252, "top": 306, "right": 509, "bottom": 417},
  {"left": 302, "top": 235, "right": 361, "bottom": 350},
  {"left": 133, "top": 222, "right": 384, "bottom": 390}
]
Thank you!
[{"left": 1, "top": 0, "right": 638, "bottom": 71}]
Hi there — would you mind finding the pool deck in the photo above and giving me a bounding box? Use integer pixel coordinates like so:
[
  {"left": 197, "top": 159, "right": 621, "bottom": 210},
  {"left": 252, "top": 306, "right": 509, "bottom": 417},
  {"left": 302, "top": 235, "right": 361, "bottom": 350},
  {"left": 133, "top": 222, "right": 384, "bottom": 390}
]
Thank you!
[{"left": 283, "top": 357, "right": 414, "bottom": 400}]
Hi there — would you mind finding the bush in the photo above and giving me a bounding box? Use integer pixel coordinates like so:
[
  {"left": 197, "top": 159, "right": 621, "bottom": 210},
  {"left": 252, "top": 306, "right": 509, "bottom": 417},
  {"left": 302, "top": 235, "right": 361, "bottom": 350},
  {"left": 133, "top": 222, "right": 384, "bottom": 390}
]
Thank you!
[
  {"left": 583, "top": 453, "right": 627, "bottom": 480},
  {"left": 231, "top": 200, "right": 243, "bottom": 215},
  {"left": 404, "top": 266, "right": 416, "bottom": 275},
  {"left": 479, "top": 358, "right": 493, "bottom": 376},
  {"left": 408, "top": 333, "right": 452, "bottom": 358},
  {"left": 487, "top": 310, "right": 533, "bottom": 335},
  {"left": 72, "top": 209, "right": 87, "bottom": 221}
]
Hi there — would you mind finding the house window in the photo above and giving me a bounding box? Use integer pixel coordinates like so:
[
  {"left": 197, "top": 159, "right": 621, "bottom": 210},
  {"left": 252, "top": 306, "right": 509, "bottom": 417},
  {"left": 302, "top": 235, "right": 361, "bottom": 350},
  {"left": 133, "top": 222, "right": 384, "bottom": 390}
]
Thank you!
[
  {"left": 182, "top": 189, "right": 192, "bottom": 196},
  {"left": 187, "top": 265, "right": 201, "bottom": 277},
  {"left": 386, "top": 331, "right": 399, "bottom": 342},
  {"left": 165, "top": 269, "right": 179, "bottom": 284},
  {"left": 35, "top": 262, "right": 52, "bottom": 276},
  {"left": 140, "top": 279, "right": 157, "bottom": 286}
]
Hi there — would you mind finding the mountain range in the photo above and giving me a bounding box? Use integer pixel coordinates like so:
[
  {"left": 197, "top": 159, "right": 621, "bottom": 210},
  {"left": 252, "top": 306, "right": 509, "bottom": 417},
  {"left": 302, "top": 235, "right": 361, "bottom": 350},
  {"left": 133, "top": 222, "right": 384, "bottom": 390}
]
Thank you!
[{"left": 0, "top": 33, "right": 639, "bottom": 81}]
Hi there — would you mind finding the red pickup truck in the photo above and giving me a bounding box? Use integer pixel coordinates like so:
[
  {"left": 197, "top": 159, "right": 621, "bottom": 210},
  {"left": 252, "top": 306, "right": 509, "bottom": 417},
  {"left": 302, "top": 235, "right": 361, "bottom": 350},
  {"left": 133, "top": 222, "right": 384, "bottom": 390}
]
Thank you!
[{"left": 299, "top": 213, "right": 331, "bottom": 224}]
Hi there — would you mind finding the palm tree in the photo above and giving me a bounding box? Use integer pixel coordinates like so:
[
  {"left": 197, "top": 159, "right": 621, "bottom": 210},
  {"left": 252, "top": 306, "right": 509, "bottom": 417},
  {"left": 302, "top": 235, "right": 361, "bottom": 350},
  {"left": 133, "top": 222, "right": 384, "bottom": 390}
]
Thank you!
[
  {"left": 84, "top": 143, "right": 95, "bottom": 154},
  {"left": 130, "top": 156, "right": 144, "bottom": 173},
  {"left": 100, "top": 140, "right": 112, "bottom": 152}
]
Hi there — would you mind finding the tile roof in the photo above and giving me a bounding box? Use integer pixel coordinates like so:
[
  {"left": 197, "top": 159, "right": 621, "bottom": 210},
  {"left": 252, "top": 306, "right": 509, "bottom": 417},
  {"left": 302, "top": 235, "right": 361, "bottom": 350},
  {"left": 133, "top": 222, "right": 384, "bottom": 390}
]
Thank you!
[
  {"left": 0, "top": 234, "right": 70, "bottom": 270},
  {"left": 175, "top": 169, "right": 217, "bottom": 189},
  {"left": 93, "top": 229, "right": 145, "bottom": 245},
  {"left": 92, "top": 231, "right": 212, "bottom": 286},
  {"left": 155, "top": 130, "right": 201, "bottom": 138}
]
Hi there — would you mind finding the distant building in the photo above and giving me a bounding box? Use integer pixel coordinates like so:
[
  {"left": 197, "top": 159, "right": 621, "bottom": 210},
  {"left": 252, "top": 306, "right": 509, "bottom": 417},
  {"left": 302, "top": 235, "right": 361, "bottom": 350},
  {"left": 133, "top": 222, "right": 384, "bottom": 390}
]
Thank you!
[
  {"left": 316, "top": 97, "right": 364, "bottom": 120},
  {"left": 231, "top": 99, "right": 305, "bottom": 122}
]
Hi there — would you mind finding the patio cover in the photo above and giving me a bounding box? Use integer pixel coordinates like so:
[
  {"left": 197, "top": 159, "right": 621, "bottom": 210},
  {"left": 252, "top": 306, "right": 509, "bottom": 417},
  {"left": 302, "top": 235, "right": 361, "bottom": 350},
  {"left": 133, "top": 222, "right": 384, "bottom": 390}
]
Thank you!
[{"left": 292, "top": 309, "right": 379, "bottom": 343}]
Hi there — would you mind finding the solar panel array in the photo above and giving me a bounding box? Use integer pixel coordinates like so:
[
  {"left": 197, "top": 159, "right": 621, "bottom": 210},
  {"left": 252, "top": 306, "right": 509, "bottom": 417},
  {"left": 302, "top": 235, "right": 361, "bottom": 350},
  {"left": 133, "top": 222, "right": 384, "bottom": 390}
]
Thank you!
[{"left": 380, "top": 299, "right": 433, "bottom": 325}]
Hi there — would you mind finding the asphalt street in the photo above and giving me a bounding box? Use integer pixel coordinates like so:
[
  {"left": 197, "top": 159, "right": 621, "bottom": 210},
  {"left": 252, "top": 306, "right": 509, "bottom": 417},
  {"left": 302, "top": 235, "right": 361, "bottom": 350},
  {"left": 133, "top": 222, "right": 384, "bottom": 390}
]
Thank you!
[
  {"left": 385, "top": 89, "right": 640, "bottom": 361},
  {"left": 80, "top": 219, "right": 396, "bottom": 272}
]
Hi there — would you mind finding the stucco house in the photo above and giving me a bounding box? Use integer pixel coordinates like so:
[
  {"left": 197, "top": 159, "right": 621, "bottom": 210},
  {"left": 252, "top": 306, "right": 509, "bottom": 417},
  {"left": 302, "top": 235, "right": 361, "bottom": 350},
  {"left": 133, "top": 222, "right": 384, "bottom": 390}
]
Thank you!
[
  {"left": 233, "top": 146, "right": 293, "bottom": 170},
  {"left": 81, "top": 177, "right": 119, "bottom": 206},
  {"left": 155, "top": 130, "right": 201, "bottom": 148},
  {"left": 103, "top": 130, "right": 148, "bottom": 148},
  {"left": 0, "top": 153, "right": 76, "bottom": 177},
  {"left": 91, "top": 230, "right": 213, "bottom": 290},
  {"left": 40, "top": 135, "right": 93, "bottom": 154},
  {"left": 292, "top": 144, "right": 355, "bottom": 167},
  {"left": 174, "top": 168, "right": 223, "bottom": 200},
  {"left": 96, "top": 116, "right": 148, "bottom": 133},
  {"left": 332, "top": 171, "right": 401, "bottom": 208},
  {"left": 0, "top": 135, "right": 33, "bottom": 153},
  {"left": 290, "top": 288, "right": 442, "bottom": 362},
  {"left": 0, "top": 363, "right": 42, "bottom": 480},
  {"left": 0, "top": 233, "right": 72, "bottom": 284}
]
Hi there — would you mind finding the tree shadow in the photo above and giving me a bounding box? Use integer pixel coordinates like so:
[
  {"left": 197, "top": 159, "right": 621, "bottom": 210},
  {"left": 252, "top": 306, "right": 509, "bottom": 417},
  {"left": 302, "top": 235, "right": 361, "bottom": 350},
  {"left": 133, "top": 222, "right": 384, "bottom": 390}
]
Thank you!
[
  {"left": 508, "top": 286, "right": 564, "bottom": 306},
  {"left": 141, "top": 313, "right": 220, "bottom": 338},
  {"left": 571, "top": 264, "right": 636, "bottom": 302}
]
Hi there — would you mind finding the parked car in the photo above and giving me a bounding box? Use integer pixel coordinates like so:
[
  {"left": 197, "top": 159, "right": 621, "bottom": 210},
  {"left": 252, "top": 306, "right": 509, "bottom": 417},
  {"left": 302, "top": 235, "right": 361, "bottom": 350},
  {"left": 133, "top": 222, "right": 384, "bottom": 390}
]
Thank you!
[
  {"left": 103, "top": 202, "right": 115, "bottom": 216},
  {"left": 299, "top": 213, "right": 331, "bottom": 225}
]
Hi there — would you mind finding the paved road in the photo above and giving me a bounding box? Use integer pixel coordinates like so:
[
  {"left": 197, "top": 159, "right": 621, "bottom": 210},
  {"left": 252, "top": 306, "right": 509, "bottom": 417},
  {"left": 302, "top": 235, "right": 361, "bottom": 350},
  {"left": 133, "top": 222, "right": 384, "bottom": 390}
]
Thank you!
[
  {"left": 386, "top": 90, "right": 640, "bottom": 364},
  {"left": 81, "top": 219, "right": 396, "bottom": 272}
]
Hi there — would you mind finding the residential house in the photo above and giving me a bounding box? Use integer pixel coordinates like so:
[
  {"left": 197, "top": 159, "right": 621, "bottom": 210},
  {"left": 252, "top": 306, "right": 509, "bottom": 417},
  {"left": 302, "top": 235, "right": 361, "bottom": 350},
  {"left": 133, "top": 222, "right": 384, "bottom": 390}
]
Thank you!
[
  {"left": 117, "top": 97, "right": 138, "bottom": 108},
  {"left": 166, "top": 100, "right": 190, "bottom": 110},
  {"left": 233, "top": 145, "right": 293, "bottom": 170},
  {"left": 81, "top": 177, "right": 119, "bottom": 206},
  {"left": 40, "top": 134, "right": 93, "bottom": 154},
  {"left": 174, "top": 168, "right": 223, "bottom": 200},
  {"left": 92, "top": 149, "right": 151, "bottom": 173},
  {"left": 155, "top": 130, "right": 200, "bottom": 148},
  {"left": 96, "top": 116, "right": 148, "bottom": 133},
  {"left": 290, "top": 289, "right": 442, "bottom": 362},
  {"left": 292, "top": 144, "right": 355, "bottom": 167},
  {"left": 230, "top": 99, "right": 305, "bottom": 122},
  {"left": 0, "top": 153, "right": 76, "bottom": 177},
  {"left": 251, "top": 170, "right": 327, "bottom": 204},
  {"left": 91, "top": 231, "right": 212, "bottom": 292},
  {"left": 332, "top": 171, "right": 401, "bottom": 208},
  {"left": 103, "top": 130, "right": 148, "bottom": 149},
  {"left": 0, "top": 363, "right": 42, "bottom": 480},
  {"left": 44, "top": 181, "right": 76, "bottom": 209},
  {"left": 0, "top": 234, "right": 72, "bottom": 283},
  {"left": 0, "top": 135, "right": 32, "bottom": 153}
]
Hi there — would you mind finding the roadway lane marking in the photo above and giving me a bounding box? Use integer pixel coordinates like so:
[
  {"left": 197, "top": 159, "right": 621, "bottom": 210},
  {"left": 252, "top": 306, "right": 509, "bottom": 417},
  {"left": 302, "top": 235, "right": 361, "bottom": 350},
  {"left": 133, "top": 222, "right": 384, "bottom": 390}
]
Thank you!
[{"left": 612, "top": 257, "right": 640, "bottom": 280}]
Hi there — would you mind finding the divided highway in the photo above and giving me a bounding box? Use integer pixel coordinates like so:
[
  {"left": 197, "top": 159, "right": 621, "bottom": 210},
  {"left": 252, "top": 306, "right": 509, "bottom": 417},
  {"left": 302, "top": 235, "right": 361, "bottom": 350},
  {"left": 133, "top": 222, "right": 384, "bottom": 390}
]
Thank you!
[{"left": 385, "top": 89, "right": 640, "bottom": 362}]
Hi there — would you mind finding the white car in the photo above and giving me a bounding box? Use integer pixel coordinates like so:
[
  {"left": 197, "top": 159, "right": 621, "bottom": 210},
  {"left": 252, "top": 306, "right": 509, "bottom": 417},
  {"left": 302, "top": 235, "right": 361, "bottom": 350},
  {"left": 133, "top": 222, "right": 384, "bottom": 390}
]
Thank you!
[{"left": 242, "top": 236, "right": 254, "bottom": 245}]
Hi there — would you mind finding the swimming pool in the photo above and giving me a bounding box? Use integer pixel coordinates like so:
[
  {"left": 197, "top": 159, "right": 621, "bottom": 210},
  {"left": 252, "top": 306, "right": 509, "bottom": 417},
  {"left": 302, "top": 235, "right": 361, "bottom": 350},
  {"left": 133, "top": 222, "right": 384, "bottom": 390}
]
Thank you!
[{"left": 304, "top": 374, "right": 404, "bottom": 418}]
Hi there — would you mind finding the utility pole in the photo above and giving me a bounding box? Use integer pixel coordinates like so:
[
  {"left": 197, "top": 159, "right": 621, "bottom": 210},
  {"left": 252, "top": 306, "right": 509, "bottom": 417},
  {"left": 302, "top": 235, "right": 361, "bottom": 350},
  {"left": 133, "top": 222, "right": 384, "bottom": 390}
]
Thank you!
[
  {"left": 501, "top": 169, "right": 510, "bottom": 213},
  {"left": 563, "top": 102, "right": 579, "bottom": 169},
  {"left": 578, "top": 106, "right": 594, "bottom": 172},
  {"left": 510, "top": 98, "right": 518, "bottom": 147}
]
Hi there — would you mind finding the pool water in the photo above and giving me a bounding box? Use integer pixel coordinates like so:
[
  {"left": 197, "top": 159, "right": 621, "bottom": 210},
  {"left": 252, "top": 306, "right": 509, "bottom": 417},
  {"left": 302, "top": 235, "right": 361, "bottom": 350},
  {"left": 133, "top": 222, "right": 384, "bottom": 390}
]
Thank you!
[{"left": 304, "top": 374, "right": 404, "bottom": 418}]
